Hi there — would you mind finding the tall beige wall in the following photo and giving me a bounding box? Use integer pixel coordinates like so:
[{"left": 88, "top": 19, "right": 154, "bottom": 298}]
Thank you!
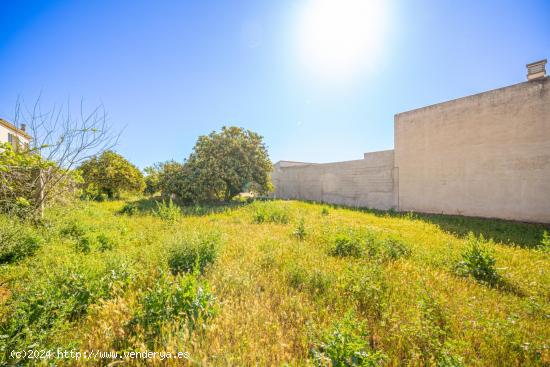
[
  {"left": 395, "top": 77, "right": 550, "bottom": 223},
  {"left": 272, "top": 150, "right": 396, "bottom": 210}
]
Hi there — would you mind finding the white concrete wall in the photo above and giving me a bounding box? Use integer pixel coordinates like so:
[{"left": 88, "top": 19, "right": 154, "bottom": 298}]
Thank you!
[
  {"left": 395, "top": 77, "right": 550, "bottom": 223},
  {"left": 272, "top": 150, "right": 396, "bottom": 210}
]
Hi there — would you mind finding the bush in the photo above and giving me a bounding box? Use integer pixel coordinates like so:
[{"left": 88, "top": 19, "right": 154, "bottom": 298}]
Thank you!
[
  {"left": 154, "top": 199, "right": 181, "bottom": 222},
  {"left": 455, "top": 233, "right": 500, "bottom": 286},
  {"left": 168, "top": 233, "right": 221, "bottom": 275},
  {"left": 321, "top": 207, "right": 330, "bottom": 216},
  {"left": 329, "top": 232, "right": 366, "bottom": 258},
  {"left": 129, "top": 272, "right": 216, "bottom": 346},
  {"left": 310, "top": 313, "right": 387, "bottom": 367},
  {"left": 0, "top": 218, "right": 42, "bottom": 264}
]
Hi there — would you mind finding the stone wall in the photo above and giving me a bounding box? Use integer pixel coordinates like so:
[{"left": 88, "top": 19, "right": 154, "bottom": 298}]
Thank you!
[
  {"left": 272, "top": 77, "right": 550, "bottom": 223},
  {"left": 272, "top": 150, "right": 396, "bottom": 210},
  {"left": 395, "top": 77, "right": 550, "bottom": 223}
]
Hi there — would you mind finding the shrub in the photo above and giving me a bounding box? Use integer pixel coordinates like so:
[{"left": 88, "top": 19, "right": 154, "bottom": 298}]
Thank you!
[
  {"left": 310, "top": 313, "right": 387, "bottom": 366},
  {"left": 321, "top": 207, "right": 330, "bottom": 216},
  {"left": 129, "top": 272, "right": 216, "bottom": 345},
  {"left": 168, "top": 233, "right": 221, "bottom": 275},
  {"left": 454, "top": 233, "right": 500, "bottom": 286},
  {"left": 154, "top": 199, "right": 181, "bottom": 222},
  {"left": 329, "top": 232, "right": 366, "bottom": 258},
  {"left": 0, "top": 219, "right": 42, "bottom": 264},
  {"left": 293, "top": 218, "right": 307, "bottom": 240}
]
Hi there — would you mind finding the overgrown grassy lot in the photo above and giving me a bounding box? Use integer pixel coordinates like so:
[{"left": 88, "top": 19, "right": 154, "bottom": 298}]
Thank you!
[{"left": 0, "top": 199, "right": 549, "bottom": 366}]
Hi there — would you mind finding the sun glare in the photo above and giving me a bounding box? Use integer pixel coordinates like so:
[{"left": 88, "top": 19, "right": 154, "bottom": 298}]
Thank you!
[{"left": 296, "top": 0, "right": 388, "bottom": 84}]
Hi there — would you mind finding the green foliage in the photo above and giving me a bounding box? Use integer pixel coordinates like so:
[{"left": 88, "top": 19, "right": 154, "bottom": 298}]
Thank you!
[
  {"left": 168, "top": 232, "right": 221, "bottom": 275},
  {"left": 143, "top": 165, "right": 161, "bottom": 196},
  {"left": 540, "top": 231, "right": 550, "bottom": 252},
  {"left": 0, "top": 142, "right": 55, "bottom": 217},
  {"left": 154, "top": 198, "right": 181, "bottom": 222},
  {"left": 158, "top": 127, "right": 272, "bottom": 203},
  {"left": 287, "top": 265, "right": 334, "bottom": 296},
  {"left": 0, "top": 217, "right": 42, "bottom": 264},
  {"left": 321, "top": 206, "right": 330, "bottom": 216},
  {"left": 293, "top": 218, "right": 307, "bottom": 240},
  {"left": 454, "top": 233, "right": 500, "bottom": 286},
  {"left": 97, "top": 233, "right": 116, "bottom": 251},
  {"left": 129, "top": 272, "right": 216, "bottom": 345},
  {"left": 341, "top": 265, "right": 387, "bottom": 320},
  {"left": 120, "top": 201, "right": 140, "bottom": 215},
  {"left": 75, "top": 236, "right": 93, "bottom": 253},
  {"left": 0, "top": 263, "right": 132, "bottom": 360},
  {"left": 252, "top": 202, "right": 290, "bottom": 224},
  {"left": 328, "top": 229, "right": 411, "bottom": 262},
  {"left": 310, "top": 313, "right": 387, "bottom": 367},
  {"left": 60, "top": 221, "right": 87, "bottom": 239},
  {"left": 329, "top": 232, "right": 366, "bottom": 258},
  {"left": 79, "top": 150, "right": 145, "bottom": 199}
]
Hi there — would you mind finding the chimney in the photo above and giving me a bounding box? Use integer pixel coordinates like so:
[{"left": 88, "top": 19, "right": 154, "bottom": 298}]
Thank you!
[
  {"left": 526, "top": 59, "right": 547, "bottom": 81},
  {"left": 20, "top": 123, "right": 26, "bottom": 132}
]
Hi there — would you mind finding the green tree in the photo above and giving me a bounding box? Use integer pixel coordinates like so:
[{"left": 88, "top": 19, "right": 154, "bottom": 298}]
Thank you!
[
  {"left": 179, "top": 126, "right": 272, "bottom": 202},
  {"left": 79, "top": 151, "right": 144, "bottom": 199}
]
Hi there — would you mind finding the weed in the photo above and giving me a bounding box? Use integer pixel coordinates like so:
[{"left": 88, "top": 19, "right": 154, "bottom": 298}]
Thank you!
[
  {"left": 0, "top": 218, "right": 42, "bottom": 264},
  {"left": 154, "top": 198, "right": 180, "bottom": 222},
  {"left": 341, "top": 265, "right": 387, "bottom": 320},
  {"left": 97, "top": 233, "right": 116, "bottom": 251},
  {"left": 168, "top": 233, "right": 221, "bottom": 275},
  {"left": 60, "top": 221, "right": 86, "bottom": 239},
  {"left": 321, "top": 207, "right": 330, "bottom": 216},
  {"left": 454, "top": 233, "right": 500, "bottom": 286},
  {"left": 252, "top": 202, "right": 290, "bottom": 224},
  {"left": 540, "top": 231, "right": 550, "bottom": 252},
  {"left": 120, "top": 202, "right": 140, "bottom": 215},
  {"left": 293, "top": 218, "right": 307, "bottom": 240},
  {"left": 329, "top": 232, "right": 366, "bottom": 258},
  {"left": 310, "top": 312, "right": 387, "bottom": 366},
  {"left": 128, "top": 272, "right": 216, "bottom": 346},
  {"left": 75, "top": 236, "right": 94, "bottom": 253}
]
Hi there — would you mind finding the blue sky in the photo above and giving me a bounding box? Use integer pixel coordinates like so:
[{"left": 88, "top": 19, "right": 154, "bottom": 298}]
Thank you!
[{"left": 1, "top": 0, "right": 549, "bottom": 168}]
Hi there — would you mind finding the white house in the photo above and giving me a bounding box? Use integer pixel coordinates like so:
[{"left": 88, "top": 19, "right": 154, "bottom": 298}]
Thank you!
[{"left": 0, "top": 118, "right": 32, "bottom": 151}]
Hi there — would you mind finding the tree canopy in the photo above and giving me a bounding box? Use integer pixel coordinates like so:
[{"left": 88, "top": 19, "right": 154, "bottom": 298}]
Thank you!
[
  {"left": 79, "top": 151, "right": 144, "bottom": 199},
  {"left": 159, "top": 126, "right": 272, "bottom": 203}
]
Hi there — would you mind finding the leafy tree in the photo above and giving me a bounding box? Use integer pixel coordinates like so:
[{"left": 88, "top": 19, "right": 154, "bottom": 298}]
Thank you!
[
  {"left": 79, "top": 151, "right": 144, "bottom": 199},
  {"left": 143, "top": 165, "right": 160, "bottom": 196},
  {"left": 179, "top": 126, "right": 272, "bottom": 202}
]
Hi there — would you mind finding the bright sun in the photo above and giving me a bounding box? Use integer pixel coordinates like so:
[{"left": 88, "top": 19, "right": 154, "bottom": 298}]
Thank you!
[{"left": 296, "top": 0, "right": 388, "bottom": 84}]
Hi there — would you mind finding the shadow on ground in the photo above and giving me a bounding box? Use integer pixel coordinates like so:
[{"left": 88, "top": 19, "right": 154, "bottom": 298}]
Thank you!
[
  {"left": 307, "top": 201, "right": 549, "bottom": 249},
  {"left": 120, "top": 196, "right": 250, "bottom": 217}
]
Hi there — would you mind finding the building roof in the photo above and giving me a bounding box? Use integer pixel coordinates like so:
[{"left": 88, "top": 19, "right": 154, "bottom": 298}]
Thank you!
[{"left": 0, "top": 118, "right": 32, "bottom": 140}]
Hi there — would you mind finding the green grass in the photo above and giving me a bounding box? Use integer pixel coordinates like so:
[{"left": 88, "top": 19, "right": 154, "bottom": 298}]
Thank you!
[{"left": 0, "top": 199, "right": 548, "bottom": 366}]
